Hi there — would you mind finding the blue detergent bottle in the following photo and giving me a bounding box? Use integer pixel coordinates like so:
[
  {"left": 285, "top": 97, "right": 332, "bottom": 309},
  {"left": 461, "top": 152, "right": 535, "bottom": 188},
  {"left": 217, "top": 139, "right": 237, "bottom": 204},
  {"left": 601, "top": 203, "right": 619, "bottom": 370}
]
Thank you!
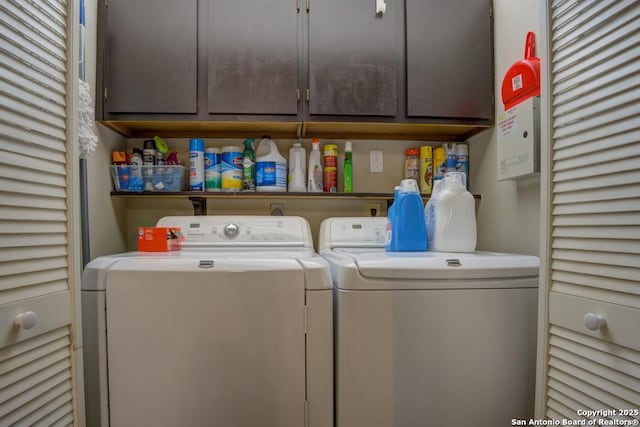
[{"left": 386, "top": 179, "right": 428, "bottom": 252}]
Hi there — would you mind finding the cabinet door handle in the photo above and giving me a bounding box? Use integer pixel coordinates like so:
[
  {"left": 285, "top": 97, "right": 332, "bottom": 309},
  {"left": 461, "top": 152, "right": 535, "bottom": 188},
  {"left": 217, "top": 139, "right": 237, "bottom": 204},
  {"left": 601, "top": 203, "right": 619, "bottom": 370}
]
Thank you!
[
  {"left": 376, "top": 0, "right": 386, "bottom": 16},
  {"left": 14, "top": 311, "right": 39, "bottom": 330},
  {"left": 583, "top": 313, "right": 606, "bottom": 331}
]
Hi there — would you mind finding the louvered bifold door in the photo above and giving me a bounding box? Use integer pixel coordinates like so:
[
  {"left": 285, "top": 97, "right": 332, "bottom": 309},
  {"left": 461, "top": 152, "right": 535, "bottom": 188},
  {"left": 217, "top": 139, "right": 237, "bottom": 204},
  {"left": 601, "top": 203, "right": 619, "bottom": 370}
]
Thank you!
[
  {"left": 0, "top": 0, "right": 76, "bottom": 426},
  {"left": 545, "top": 0, "right": 640, "bottom": 422}
]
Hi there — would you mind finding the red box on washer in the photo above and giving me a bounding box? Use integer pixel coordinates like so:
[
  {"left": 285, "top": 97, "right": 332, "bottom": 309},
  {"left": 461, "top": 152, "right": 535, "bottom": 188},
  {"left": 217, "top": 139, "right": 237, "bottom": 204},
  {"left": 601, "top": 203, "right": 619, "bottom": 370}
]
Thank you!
[{"left": 137, "top": 227, "right": 182, "bottom": 252}]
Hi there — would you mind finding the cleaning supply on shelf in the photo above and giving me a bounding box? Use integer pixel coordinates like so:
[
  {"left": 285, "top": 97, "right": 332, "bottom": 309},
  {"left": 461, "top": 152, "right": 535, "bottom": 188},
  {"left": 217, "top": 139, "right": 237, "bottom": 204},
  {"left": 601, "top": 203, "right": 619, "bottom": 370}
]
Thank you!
[
  {"left": 455, "top": 143, "right": 469, "bottom": 189},
  {"left": 420, "top": 145, "right": 433, "bottom": 195},
  {"left": 404, "top": 148, "right": 420, "bottom": 182},
  {"left": 385, "top": 179, "right": 427, "bottom": 251},
  {"left": 343, "top": 141, "right": 353, "bottom": 193},
  {"left": 111, "top": 150, "right": 129, "bottom": 190},
  {"left": 128, "top": 148, "right": 144, "bottom": 191},
  {"left": 443, "top": 143, "right": 457, "bottom": 173},
  {"left": 425, "top": 171, "right": 476, "bottom": 252},
  {"left": 242, "top": 138, "right": 256, "bottom": 191},
  {"left": 308, "top": 138, "right": 323, "bottom": 192},
  {"left": 323, "top": 143, "right": 338, "bottom": 192},
  {"left": 143, "top": 139, "right": 156, "bottom": 191},
  {"left": 255, "top": 136, "right": 287, "bottom": 192},
  {"left": 205, "top": 147, "right": 221, "bottom": 192},
  {"left": 153, "top": 135, "right": 169, "bottom": 155},
  {"left": 433, "top": 146, "right": 446, "bottom": 185},
  {"left": 189, "top": 138, "right": 205, "bottom": 191},
  {"left": 288, "top": 142, "right": 306, "bottom": 192},
  {"left": 221, "top": 146, "right": 243, "bottom": 192}
]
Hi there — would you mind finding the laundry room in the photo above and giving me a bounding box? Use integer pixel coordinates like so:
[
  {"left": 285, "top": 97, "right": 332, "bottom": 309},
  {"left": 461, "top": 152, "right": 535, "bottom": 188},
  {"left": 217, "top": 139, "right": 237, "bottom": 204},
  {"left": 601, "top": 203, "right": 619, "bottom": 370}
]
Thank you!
[{"left": 0, "top": 0, "right": 638, "bottom": 426}]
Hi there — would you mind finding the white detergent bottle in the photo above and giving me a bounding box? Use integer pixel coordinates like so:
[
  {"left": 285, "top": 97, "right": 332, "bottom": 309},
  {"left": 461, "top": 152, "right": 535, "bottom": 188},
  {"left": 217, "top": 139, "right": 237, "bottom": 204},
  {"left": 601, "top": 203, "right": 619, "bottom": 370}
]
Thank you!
[
  {"left": 431, "top": 171, "right": 476, "bottom": 252},
  {"left": 308, "top": 138, "right": 323, "bottom": 192},
  {"left": 288, "top": 142, "right": 306, "bottom": 192},
  {"left": 255, "top": 136, "right": 287, "bottom": 192}
]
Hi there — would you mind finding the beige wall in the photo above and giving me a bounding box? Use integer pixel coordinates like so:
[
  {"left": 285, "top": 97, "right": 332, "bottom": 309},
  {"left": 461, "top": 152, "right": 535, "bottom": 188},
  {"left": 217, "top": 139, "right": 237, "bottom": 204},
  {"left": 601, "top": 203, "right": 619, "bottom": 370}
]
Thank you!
[
  {"left": 470, "top": 0, "right": 541, "bottom": 256},
  {"left": 85, "top": 0, "right": 128, "bottom": 259}
]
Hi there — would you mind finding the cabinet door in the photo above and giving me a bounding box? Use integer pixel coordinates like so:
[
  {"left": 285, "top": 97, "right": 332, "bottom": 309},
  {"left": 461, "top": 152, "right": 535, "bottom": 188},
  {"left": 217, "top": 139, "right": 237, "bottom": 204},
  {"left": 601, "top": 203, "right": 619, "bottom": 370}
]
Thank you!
[
  {"left": 208, "top": 0, "right": 299, "bottom": 115},
  {"left": 104, "top": 0, "right": 198, "bottom": 113},
  {"left": 406, "top": 0, "right": 493, "bottom": 120},
  {"left": 308, "top": 0, "right": 398, "bottom": 117}
]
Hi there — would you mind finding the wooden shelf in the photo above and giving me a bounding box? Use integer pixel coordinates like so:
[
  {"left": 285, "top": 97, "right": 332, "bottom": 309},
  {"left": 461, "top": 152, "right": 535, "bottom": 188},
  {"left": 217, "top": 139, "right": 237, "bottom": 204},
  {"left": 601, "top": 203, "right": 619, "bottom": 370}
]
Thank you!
[
  {"left": 111, "top": 191, "right": 410, "bottom": 200},
  {"left": 111, "top": 191, "right": 481, "bottom": 215}
]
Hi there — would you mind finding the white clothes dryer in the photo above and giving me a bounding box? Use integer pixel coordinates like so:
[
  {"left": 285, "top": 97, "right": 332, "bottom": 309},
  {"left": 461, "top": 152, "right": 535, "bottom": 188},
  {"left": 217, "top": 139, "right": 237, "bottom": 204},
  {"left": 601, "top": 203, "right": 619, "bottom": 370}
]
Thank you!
[
  {"left": 319, "top": 217, "right": 539, "bottom": 427},
  {"left": 82, "top": 216, "right": 333, "bottom": 427}
]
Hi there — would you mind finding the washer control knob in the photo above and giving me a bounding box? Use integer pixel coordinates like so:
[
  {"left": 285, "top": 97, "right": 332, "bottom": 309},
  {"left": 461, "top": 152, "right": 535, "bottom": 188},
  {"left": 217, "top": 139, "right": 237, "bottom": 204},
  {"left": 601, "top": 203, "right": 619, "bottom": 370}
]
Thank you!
[
  {"left": 223, "top": 223, "right": 240, "bottom": 239},
  {"left": 583, "top": 313, "right": 606, "bottom": 331},
  {"left": 15, "top": 311, "right": 39, "bottom": 330}
]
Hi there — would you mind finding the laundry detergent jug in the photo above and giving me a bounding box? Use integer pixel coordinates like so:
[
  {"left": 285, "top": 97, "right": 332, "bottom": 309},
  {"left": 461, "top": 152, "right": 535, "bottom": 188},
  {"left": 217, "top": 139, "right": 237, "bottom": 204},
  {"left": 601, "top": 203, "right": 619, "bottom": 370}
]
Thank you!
[
  {"left": 255, "top": 136, "right": 287, "bottom": 192},
  {"left": 425, "top": 172, "right": 476, "bottom": 252},
  {"left": 386, "top": 179, "right": 427, "bottom": 252}
]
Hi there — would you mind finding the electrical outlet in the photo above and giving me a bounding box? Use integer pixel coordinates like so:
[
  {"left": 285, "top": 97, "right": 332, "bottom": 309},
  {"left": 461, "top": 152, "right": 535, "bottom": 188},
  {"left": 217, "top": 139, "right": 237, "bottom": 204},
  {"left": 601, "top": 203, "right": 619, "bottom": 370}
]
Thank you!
[
  {"left": 369, "top": 150, "right": 384, "bottom": 173},
  {"left": 270, "top": 203, "right": 284, "bottom": 216},
  {"left": 365, "top": 203, "right": 381, "bottom": 217}
]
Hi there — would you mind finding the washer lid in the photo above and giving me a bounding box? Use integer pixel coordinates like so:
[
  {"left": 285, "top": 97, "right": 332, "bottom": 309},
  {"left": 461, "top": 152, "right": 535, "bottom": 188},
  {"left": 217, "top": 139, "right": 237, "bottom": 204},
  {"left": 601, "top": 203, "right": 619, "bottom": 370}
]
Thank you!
[{"left": 331, "top": 249, "right": 540, "bottom": 281}]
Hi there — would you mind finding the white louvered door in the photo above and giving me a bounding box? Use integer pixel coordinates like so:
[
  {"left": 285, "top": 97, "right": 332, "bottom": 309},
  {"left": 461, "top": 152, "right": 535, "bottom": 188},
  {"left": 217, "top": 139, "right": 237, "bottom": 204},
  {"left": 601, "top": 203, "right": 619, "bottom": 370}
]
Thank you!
[
  {"left": 0, "top": 0, "right": 81, "bottom": 425},
  {"left": 537, "top": 0, "right": 640, "bottom": 422}
]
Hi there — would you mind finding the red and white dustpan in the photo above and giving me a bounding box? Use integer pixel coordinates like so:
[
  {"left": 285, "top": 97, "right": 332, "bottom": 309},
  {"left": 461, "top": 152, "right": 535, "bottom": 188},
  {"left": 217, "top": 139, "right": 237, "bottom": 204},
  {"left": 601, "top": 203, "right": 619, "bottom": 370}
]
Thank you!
[{"left": 501, "top": 31, "right": 540, "bottom": 110}]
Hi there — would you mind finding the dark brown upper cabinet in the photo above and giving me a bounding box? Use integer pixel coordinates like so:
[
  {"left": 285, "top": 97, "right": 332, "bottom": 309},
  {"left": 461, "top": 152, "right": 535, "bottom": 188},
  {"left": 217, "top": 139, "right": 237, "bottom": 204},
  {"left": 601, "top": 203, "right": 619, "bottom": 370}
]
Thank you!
[
  {"left": 207, "top": 0, "right": 299, "bottom": 116},
  {"left": 102, "top": 0, "right": 198, "bottom": 114},
  {"left": 96, "top": 0, "right": 494, "bottom": 140},
  {"left": 306, "top": 0, "right": 399, "bottom": 117},
  {"left": 405, "top": 0, "right": 494, "bottom": 120}
]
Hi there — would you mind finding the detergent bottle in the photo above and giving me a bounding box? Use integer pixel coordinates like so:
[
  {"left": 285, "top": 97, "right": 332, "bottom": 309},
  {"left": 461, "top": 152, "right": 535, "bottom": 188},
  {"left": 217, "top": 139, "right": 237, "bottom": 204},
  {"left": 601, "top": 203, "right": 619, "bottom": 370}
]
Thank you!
[
  {"left": 288, "top": 143, "right": 306, "bottom": 192},
  {"left": 429, "top": 172, "right": 476, "bottom": 252},
  {"left": 307, "top": 138, "right": 323, "bottom": 192},
  {"left": 255, "top": 136, "right": 287, "bottom": 192},
  {"left": 385, "top": 179, "right": 427, "bottom": 252}
]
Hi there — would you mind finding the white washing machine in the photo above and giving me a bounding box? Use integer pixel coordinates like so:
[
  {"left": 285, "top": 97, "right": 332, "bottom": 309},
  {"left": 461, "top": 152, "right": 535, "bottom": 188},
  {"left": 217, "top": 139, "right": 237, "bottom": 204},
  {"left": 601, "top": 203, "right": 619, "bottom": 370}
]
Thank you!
[
  {"left": 82, "top": 216, "right": 333, "bottom": 427},
  {"left": 319, "top": 217, "right": 539, "bottom": 427}
]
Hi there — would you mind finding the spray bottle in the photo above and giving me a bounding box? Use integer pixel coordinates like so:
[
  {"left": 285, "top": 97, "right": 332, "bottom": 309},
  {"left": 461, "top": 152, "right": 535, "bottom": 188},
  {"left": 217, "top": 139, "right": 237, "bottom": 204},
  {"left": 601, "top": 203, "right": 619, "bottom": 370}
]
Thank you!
[{"left": 308, "top": 138, "right": 323, "bottom": 192}]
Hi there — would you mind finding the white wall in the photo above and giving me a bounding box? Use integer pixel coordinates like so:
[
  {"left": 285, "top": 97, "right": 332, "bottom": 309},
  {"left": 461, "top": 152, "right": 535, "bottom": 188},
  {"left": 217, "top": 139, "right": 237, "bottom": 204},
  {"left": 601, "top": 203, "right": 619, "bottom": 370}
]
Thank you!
[
  {"left": 470, "top": 0, "right": 541, "bottom": 256},
  {"left": 85, "top": 0, "right": 128, "bottom": 259}
]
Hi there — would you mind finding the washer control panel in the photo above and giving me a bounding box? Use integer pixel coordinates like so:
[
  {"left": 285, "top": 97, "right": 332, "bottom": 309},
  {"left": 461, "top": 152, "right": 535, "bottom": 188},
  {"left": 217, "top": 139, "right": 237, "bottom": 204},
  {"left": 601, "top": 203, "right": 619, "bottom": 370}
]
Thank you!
[{"left": 155, "top": 216, "right": 312, "bottom": 247}]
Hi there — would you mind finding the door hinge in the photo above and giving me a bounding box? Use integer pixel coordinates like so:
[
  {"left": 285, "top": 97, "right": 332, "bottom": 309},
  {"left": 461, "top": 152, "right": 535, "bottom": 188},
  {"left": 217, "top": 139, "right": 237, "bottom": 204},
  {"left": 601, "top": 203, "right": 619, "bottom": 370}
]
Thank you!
[
  {"left": 104, "top": 87, "right": 108, "bottom": 101},
  {"left": 296, "top": 88, "right": 301, "bottom": 102},
  {"left": 303, "top": 305, "right": 308, "bottom": 334},
  {"left": 306, "top": 89, "right": 310, "bottom": 102},
  {"left": 489, "top": 4, "right": 493, "bottom": 17}
]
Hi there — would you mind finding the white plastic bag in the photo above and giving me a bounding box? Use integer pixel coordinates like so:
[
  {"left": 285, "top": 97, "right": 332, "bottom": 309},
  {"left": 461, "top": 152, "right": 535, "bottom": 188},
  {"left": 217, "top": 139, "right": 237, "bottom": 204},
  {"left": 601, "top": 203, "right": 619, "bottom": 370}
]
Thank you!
[{"left": 78, "top": 79, "right": 98, "bottom": 159}]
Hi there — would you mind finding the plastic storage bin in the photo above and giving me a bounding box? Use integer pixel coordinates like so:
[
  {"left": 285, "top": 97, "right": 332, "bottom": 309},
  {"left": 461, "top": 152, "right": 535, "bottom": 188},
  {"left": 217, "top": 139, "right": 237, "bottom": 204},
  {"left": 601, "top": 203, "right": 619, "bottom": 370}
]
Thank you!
[{"left": 111, "top": 165, "right": 185, "bottom": 192}]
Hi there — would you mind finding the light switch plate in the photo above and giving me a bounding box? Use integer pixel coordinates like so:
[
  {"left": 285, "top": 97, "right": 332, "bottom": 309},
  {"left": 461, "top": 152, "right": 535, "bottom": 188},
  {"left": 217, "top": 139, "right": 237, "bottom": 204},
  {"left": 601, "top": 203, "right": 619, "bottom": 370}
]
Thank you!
[{"left": 369, "top": 150, "right": 384, "bottom": 173}]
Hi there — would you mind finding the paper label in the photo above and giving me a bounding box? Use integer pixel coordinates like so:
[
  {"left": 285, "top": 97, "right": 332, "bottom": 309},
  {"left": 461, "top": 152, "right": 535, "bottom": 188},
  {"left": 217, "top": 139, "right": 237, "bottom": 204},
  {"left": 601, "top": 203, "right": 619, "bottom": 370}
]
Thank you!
[
  {"left": 512, "top": 74, "right": 524, "bottom": 91},
  {"left": 498, "top": 107, "right": 519, "bottom": 139}
]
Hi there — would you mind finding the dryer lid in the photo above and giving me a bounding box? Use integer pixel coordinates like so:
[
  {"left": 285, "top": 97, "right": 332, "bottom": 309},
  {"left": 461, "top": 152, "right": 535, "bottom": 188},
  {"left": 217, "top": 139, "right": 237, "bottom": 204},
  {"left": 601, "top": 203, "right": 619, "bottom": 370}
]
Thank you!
[{"left": 332, "top": 249, "right": 540, "bottom": 281}]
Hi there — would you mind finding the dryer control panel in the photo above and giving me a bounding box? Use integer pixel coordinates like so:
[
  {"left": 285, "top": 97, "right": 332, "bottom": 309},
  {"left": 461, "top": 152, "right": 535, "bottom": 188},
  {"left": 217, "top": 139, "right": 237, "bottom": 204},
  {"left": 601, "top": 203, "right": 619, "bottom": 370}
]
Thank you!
[
  {"left": 156, "top": 216, "right": 313, "bottom": 248},
  {"left": 319, "top": 217, "right": 387, "bottom": 250}
]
